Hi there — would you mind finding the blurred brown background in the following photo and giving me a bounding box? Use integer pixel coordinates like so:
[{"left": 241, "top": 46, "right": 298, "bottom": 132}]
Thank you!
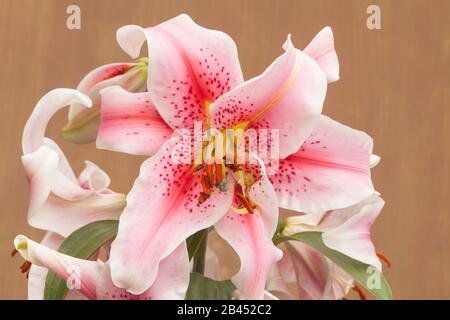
[{"left": 1, "top": 0, "right": 449, "bottom": 299}]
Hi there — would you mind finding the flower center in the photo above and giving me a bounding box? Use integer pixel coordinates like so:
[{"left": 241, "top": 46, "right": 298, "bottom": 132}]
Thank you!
[{"left": 194, "top": 129, "right": 258, "bottom": 214}]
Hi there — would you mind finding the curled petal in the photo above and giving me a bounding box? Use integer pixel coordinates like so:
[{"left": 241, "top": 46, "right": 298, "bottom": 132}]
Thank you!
[
  {"left": 77, "top": 161, "right": 111, "bottom": 191},
  {"left": 209, "top": 36, "right": 327, "bottom": 159},
  {"left": 322, "top": 196, "right": 384, "bottom": 270},
  {"left": 27, "top": 232, "right": 65, "bottom": 300},
  {"left": 96, "top": 86, "right": 172, "bottom": 156},
  {"left": 270, "top": 115, "right": 375, "bottom": 213},
  {"left": 22, "top": 89, "right": 91, "bottom": 154},
  {"left": 68, "top": 63, "right": 136, "bottom": 121},
  {"left": 110, "top": 138, "right": 234, "bottom": 294},
  {"left": 22, "top": 145, "right": 125, "bottom": 237},
  {"left": 63, "top": 62, "right": 148, "bottom": 143},
  {"left": 116, "top": 14, "right": 243, "bottom": 131},
  {"left": 14, "top": 235, "right": 101, "bottom": 300}
]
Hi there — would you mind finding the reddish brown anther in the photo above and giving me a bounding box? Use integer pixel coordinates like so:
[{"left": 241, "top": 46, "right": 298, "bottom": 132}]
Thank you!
[
  {"left": 235, "top": 193, "right": 255, "bottom": 214},
  {"left": 20, "top": 261, "right": 32, "bottom": 274},
  {"left": 352, "top": 284, "right": 367, "bottom": 300},
  {"left": 376, "top": 252, "right": 392, "bottom": 268},
  {"left": 198, "top": 192, "right": 210, "bottom": 204},
  {"left": 201, "top": 174, "right": 212, "bottom": 196},
  {"left": 11, "top": 248, "right": 18, "bottom": 257},
  {"left": 215, "top": 163, "right": 223, "bottom": 186}
]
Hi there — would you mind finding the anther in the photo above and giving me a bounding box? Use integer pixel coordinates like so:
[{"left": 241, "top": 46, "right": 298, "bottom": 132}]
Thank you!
[
  {"left": 235, "top": 193, "right": 255, "bottom": 214},
  {"left": 376, "top": 252, "right": 392, "bottom": 268},
  {"left": 206, "top": 165, "right": 215, "bottom": 186},
  {"left": 11, "top": 248, "right": 18, "bottom": 257},
  {"left": 201, "top": 174, "right": 212, "bottom": 195},
  {"left": 198, "top": 192, "right": 210, "bottom": 204},
  {"left": 352, "top": 284, "right": 367, "bottom": 300},
  {"left": 20, "top": 261, "right": 32, "bottom": 274},
  {"left": 215, "top": 163, "right": 223, "bottom": 186}
]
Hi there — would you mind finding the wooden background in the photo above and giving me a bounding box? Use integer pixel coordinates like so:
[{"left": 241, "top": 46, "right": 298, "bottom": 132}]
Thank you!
[{"left": 1, "top": 0, "right": 449, "bottom": 299}]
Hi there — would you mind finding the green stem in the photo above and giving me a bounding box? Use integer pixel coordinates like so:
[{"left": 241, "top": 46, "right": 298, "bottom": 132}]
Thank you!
[{"left": 192, "top": 230, "right": 208, "bottom": 275}]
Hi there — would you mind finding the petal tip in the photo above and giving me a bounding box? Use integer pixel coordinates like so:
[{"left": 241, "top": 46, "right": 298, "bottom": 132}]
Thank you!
[{"left": 116, "top": 25, "right": 146, "bottom": 59}]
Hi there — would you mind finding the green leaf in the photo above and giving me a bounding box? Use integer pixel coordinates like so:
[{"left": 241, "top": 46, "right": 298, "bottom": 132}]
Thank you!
[
  {"left": 43, "top": 220, "right": 119, "bottom": 300},
  {"left": 277, "top": 231, "right": 393, "bottom": 300},
  {"left": 186, "top": 273, "right": 236, "bottom": 300},
  {"left": 186, "top": 229, "right": 209, "bottom": 261}
]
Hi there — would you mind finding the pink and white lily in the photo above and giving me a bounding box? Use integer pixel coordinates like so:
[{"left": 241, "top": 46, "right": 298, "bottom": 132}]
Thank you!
[
  {"left": 22, "top": 88, "right": 126, "bottom": 237},
  {"left": 14, "top": 235, "right": 189, "bottom": 300},
  {"left": 282, "top": 195, "right": 385, "bottom": 271},
  {"left": 95, "top": 14, "right": 348, "bottom": 299},
  {"left": 265, "top": 195, "right": 385, "bottom": 300},
  {"left": 19, "top": 89, "right": 126, "bottom": 299}
]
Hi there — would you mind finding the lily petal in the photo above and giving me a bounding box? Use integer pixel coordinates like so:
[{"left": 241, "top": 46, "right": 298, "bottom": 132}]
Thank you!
[
  {"left": 265, "top": 264, "right": 293, "bottom": 300},
  {"left": 96, "top": 86, "right": 173, "bottom": 156},
  {"left": 110, "top": 137, "right": 234, "bottom": 294},
  {"left": 116, "top": 14, "right": 243, "bottom": 131},
  {"left": 214, "top": 176, "right": 282, "bottom": 299},
  {"left": 303, "top": 27, "right": 339, "bottom": 83},
  {"left": 209, "top": 36, "right": 327, "bottom": 159},
  {"left": 322, "top": 196, "right": 384, "bottom": 270},
  {"left": 285, "top": 241, "right": 353, "bottom": 300},
  {"left": 77, "top": 161, "right": 111, "bottom": 191},
  {"left": 68, "top": 63, "right": 136, "bottom": 121},
  {"left": 97, "top": 243, "right": 189, "bottom": 300},
  {"left": 286, "top": 241, "right": 331, "bottom": 300},
  {"left": 27, "top": 232, "right": 65, "bottom": 300},
  {"left": 270, "top": 115, "right": 375, "bottom": 213},
  {"left": 14, "top": 235, "right": 101, "bottom": 300},
  {"left": 63, "top": 62, "right": 148, "bottom": 143},
  {"left": 22, "top": 88, "right": 92, "bottom": 155},
  {"left": 22, "top": 145, "right": 125, "bottom": 237}
]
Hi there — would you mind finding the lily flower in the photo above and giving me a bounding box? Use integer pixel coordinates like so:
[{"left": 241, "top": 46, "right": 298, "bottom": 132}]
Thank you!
[
  {"left": 18, "top": 89, "right": 127, "bottom": 299},
  {"left": 282, "top": 195, "right": 385, "bottom": 272},
  {"left": 98, "top": 14, "right": 342, "bottom": 299},
  {"left": 276, "top": 241, "right": 354, "bottom": 300},
  {"left": 13, "top": 235, "right": 189, "bottom": 300},
  {"left": 61, "top": 58, "right": 148, "bottom": 143},
  {"left": 22, "top": 88, "right": 126, "bottom": 237}
]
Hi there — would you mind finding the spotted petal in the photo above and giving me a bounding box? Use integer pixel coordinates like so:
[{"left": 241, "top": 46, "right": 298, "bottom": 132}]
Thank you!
[
  {"left": 116, "top": 14, "right": 243, "bottom": 131},
  {"left": 269, "top": 115, "right": 375, "bottom": 213},
  {"left": 96, "top": 86, "right": 173, "bottom": 156},
  {"left": 209, "top": 36, "right": 327, "bottom": 159},
  {"left": 110, "top": 137, "right": 234, "bottom": 294}
]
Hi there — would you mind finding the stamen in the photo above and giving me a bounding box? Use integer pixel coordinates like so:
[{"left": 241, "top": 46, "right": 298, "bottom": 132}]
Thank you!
[
  {"left": 20, "top": 261, "right": 32, "bottom": 274},
  {"left": 201, "top": 175, "right": 211, "bottom": 195},
  {"left": 206, "top": 165, "right": 215, "bottom": 186},
  {"left": 376, "top": 252, "right": 392, "bottom": 268},
  {"left": 215, "top": 163, "right": 223, "bottom": 186},
  {"left": 352, "top": 284, "right": 367, "bottom": 300},
  {"left": 235, "top": 193, "right": 254, "bottom": 214},
  {"left": 11, "top": 248, "right": 18, "bottom": 257},
  {"left": 193, "top": 163, "right": 205, "bottom": 173},
  {"left": 198, "top": 192, "right": 210, "bottom": 204}
]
